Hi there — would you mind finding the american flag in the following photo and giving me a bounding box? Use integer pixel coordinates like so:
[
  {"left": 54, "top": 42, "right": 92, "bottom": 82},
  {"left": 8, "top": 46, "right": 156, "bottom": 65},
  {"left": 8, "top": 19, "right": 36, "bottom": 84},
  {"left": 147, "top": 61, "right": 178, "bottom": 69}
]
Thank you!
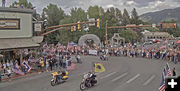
[
  {"left": 12, "top": 62, "right": 25, "bottom": 75},
  {"left": 166, "top": 63, "right": 172, "bottom": 76},
  {"left": 163, "top": 68, "right": 167, "bottom": 76},
  {"left": 158, "top": 73, "right": 165, "bottom": 91}
]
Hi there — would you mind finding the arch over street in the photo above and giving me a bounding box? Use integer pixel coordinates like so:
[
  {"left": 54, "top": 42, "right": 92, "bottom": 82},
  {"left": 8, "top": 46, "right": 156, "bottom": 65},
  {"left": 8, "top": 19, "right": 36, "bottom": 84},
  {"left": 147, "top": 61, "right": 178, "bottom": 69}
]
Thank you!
[{"left": 78, "top": 34, "right": 101, "bottom": 46}]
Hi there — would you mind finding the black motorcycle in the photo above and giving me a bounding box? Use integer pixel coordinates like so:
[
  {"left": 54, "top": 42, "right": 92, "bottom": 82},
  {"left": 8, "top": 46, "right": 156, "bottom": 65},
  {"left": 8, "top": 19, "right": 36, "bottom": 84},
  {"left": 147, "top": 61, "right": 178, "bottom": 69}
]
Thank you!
[{"left": 80, "top": 74, "right": 97, "bottom": 91}]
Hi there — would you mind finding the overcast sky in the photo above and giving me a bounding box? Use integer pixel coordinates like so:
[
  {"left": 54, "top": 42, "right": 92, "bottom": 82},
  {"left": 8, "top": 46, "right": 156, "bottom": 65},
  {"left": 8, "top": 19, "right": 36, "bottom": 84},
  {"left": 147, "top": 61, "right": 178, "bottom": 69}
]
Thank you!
[{"left": 2, "top": 0, "right": 180, "bottom": 15}]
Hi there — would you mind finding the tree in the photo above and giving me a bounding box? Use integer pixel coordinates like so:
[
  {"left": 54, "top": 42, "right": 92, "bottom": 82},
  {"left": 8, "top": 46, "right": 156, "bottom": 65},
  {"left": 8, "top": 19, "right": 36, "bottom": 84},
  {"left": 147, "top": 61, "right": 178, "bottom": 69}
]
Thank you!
[
  {"left": 115, "top": 8, "right": 123, "bottom": 25},
  {"left": 119, "top": 30, "right": 138, "bottom": 43},
  {"left": 43, "top": 4, "right": 65, "bottom": 26},
  {"left": 43, "top": 4, "right": 65, "bottom": 44},
  {"left": 131, "top": 8, "right": 139, "bottom": 25},
  {"left": 88, "top": 6, "right": 104, "bottom": 18},
  {"left": 10, "top": 0, "right": 33, "bottom": 9},
  {"left": 70, "top": 8, "right": 87, "bottom": 23},
  {"left": 122, "top": 9, "right": 130, "bottom": 25}
]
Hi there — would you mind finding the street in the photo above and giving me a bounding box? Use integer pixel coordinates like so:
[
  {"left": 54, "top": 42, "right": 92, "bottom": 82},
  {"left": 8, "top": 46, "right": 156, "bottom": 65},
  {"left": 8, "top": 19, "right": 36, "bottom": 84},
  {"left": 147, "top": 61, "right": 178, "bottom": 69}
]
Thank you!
[{"left": 0, "top": 56, "right": 179, "bottom": 91}]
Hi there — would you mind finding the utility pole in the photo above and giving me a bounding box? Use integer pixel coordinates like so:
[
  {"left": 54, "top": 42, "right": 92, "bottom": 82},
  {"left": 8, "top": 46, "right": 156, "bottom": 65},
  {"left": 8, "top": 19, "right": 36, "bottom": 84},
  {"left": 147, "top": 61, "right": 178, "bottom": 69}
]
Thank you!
[{"left": 105, "top": 20, "right": 108, "bottom": 48}]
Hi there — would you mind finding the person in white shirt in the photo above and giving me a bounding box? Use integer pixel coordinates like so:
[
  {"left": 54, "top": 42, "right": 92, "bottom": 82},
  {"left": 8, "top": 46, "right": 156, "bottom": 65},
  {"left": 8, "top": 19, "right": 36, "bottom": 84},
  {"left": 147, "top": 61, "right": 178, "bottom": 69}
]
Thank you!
[{"left": 7, "top": 67, "right": 12, "bottom": 81}]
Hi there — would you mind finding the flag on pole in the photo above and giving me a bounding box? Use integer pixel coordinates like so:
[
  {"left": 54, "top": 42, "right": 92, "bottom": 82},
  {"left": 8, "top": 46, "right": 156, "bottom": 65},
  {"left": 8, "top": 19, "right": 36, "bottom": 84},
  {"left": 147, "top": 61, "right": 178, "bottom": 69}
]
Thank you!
[
  {"left": 158, "top": 73, "right": 165, "bottom": 91},
  {"left": 22, "top": 61, "right": 32, "bottom": 72},
  {"left": 166, "top": 63, "right": 172, "bottom": 76},
  {"left": 94, "top": 63, "right": 105, "bottom": 72}
]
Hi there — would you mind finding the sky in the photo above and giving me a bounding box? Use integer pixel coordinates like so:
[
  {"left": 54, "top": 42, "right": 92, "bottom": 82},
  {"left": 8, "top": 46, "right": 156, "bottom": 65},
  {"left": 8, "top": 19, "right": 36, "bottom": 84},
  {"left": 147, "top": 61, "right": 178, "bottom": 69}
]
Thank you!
[{"left": 1, "top": 0, "right": 180, "bottom": 15}]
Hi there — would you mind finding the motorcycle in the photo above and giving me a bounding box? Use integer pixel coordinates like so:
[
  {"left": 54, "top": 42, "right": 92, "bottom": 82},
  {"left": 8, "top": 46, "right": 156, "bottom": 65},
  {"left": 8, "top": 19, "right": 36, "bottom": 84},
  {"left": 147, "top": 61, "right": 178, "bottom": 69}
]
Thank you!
[
  {"left": 80, "top": 73, "right": 97, "bottom": 91},
  {"left": 51, "top": 71, "right": 69, "bottom": 86}
]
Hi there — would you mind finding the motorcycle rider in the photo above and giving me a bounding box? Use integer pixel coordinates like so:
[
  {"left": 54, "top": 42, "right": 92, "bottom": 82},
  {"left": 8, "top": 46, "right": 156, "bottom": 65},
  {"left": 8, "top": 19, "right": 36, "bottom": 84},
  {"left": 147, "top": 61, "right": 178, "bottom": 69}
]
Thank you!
[
  {"left": 86, "top": 71, "right": 96, "bottom": 84},
  {"left": 57, "top": 69, "right": 63, "bottom": 83}
]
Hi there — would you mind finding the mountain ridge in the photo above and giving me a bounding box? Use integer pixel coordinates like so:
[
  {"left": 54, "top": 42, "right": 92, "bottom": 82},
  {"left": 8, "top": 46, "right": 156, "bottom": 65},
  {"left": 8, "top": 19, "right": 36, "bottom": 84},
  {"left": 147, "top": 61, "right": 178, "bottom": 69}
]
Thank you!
[{"left": 140, "top": 7, "right": 180, "bottom": 24}]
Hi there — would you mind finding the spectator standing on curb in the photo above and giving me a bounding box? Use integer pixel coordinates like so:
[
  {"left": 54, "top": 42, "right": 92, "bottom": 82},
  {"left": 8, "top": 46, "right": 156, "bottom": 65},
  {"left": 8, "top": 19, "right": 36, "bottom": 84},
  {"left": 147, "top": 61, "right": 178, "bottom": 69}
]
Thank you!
[
  {"left": 3, "top": 62, "right": 6, "bottom": 74},
  {"left": 45, "top": 59, "right": 49, "bottom": 72},
  {"left": 7, "top": 67, "right": 12, "bottom": 82},
  {"left": 49, "top": 59, "right": 53, "bottom": 71},
  {"left": 40, "top": 57, "right": 44, "bottom": 72},
  {"left": 172, "top": 67, "right": 176, "bottom": 76}
]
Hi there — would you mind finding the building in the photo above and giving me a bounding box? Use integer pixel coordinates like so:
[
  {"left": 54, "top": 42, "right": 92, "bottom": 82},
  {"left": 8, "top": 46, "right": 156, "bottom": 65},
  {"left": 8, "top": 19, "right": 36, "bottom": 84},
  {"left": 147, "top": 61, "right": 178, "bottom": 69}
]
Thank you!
[
  {"left": 142, "top": 30, "right": 173, "bottom": 42},
  {"left": 0, "top": 7, "right": 43, "bottom": 63},
  {"left": 109, "top": 33, "right": 125, "bottom": 47}
]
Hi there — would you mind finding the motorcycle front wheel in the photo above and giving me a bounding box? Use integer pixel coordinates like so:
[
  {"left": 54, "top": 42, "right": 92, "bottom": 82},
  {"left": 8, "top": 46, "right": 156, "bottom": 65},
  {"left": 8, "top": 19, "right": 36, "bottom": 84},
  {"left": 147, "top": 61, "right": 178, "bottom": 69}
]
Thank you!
[
  {"left": 80, "top": 83, "right": 86, "bottom": 91},
  {"left": 51, "top": 79, "right": 56, "bottom": 86}
]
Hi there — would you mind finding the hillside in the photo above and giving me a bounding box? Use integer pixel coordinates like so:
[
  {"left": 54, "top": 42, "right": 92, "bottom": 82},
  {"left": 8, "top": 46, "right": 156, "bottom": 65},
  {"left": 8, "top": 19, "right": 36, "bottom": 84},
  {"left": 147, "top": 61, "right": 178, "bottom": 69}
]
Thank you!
[{"left": 140, "top": 7, "right": 180, "bottom": 24}]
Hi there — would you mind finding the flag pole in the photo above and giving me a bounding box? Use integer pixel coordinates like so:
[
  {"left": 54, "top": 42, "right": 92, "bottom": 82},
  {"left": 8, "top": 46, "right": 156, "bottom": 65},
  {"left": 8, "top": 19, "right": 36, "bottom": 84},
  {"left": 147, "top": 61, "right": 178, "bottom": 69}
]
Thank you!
[{"left": 92, "top": 62, "right": 95, "bottom": 73}]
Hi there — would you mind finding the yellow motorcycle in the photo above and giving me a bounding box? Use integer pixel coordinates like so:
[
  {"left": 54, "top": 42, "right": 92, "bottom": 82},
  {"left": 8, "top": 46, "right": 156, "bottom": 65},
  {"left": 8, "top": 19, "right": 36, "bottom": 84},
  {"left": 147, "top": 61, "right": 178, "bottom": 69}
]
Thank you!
[{"left": 51, "top": 71, "right": 69, "bottom": 86}]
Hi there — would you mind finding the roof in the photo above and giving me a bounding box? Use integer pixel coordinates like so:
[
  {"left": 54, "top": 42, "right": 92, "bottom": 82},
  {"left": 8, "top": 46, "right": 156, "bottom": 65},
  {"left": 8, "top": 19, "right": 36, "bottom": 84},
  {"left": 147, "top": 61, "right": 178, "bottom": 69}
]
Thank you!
[
  {"left": 0, "top": 7, "right": 35, "bottom": 14},
  {"left": 0, "top": 38, "right": 40, "bottom": 50}
]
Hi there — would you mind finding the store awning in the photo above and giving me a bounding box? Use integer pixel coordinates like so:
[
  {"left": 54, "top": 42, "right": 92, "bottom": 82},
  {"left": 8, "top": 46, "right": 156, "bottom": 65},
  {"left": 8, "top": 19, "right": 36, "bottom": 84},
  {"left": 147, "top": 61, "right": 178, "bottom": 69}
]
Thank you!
[{"left": 0, "top": 37, "right": 43, "bottom": 50}]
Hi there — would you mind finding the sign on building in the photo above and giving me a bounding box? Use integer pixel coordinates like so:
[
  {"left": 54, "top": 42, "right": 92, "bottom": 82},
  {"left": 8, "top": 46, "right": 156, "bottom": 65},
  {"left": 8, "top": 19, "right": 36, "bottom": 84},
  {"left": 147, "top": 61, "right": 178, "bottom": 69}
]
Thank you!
[
  {"left": 0, "top": 18, "right": 20, "bottom": 30},
  {"left": 34, "top": 22, "right": 42, "bottom": 31}
]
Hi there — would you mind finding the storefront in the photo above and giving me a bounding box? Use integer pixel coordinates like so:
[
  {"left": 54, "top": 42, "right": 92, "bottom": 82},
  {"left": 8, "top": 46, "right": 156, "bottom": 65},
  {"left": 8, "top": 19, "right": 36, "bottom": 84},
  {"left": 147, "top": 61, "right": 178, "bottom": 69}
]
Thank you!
[{"left": 0, "top": 7, "right": 43, "bottom": 64}]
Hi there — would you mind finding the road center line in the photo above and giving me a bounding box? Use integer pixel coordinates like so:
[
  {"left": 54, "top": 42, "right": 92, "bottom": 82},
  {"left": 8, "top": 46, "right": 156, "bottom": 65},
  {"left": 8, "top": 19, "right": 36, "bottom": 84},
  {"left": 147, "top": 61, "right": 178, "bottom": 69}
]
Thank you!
[
  {"left": 112, "top": 72, "right": 128, "bottom": 82},
  {"left": 126, "top": 74, "right": 140, "bottom": 83},
  {"left": 143, "top": 75, "right": 156, "bottom": 86},
  {"left": 100, "top": 72, "right": 116, "bottom": 79}
]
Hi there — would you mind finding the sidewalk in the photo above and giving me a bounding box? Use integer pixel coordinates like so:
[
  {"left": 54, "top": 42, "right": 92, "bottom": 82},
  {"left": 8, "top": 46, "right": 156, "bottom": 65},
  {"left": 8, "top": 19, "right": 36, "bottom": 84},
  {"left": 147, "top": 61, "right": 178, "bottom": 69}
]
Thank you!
[{"left": 1, "top": 69, "right": 45, "bottom": 82}]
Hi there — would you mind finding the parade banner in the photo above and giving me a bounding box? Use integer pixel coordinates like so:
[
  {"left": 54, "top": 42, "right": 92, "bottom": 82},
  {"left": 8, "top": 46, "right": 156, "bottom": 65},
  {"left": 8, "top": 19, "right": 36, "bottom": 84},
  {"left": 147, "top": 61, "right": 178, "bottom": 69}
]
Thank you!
[{"left": 89, "top": 50, "right": 97, "bottom": 55}]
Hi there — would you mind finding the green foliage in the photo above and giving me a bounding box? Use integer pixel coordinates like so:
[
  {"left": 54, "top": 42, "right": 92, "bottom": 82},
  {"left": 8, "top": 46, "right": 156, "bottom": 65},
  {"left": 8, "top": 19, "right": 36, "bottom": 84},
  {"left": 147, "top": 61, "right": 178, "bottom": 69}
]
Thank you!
[
  {"left": 119, "top": 30, "right": 138, "bottom": 43},
  {"left": 131, "top": 8, "right": 140, "bottom": 25},
  {"left": 70, "top": 8, "right": 87, "bottom": 22},
  {"left": 122, "top": 9, "right": 130, "bottom": 25},
  {"left": 10, "top": 0, "right": 33, "bottom": 9},
  {"left": 160, "top": 28, "right": 180, "bottom": 37},
  {"left": 162, "top": 19, "right": 177, "bottom": 23},
  {"left": 43, "top": 4, "right": 65, "bottom": 26},
  {"left": 40, "top": 5, "right": 146, "bottom": 44},
  {"left": 43, "top": 4, "right": 65, "bottom": 44},
  {"left": 88, "top": 6, "right": 104, "bottom": 18}
]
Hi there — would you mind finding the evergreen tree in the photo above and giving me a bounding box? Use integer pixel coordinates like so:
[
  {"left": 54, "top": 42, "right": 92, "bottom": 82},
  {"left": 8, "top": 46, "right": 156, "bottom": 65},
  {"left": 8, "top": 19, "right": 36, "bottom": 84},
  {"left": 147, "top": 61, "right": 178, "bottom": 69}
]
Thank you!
[
  {"left": 131, "top": 8, "right": 139, "bottom": 25},
  {"left": 115, "top": 8, "right": 123, "bottom": 25},
  {"left": 122, "top": 9, "right": 130, "bottom": 25}
]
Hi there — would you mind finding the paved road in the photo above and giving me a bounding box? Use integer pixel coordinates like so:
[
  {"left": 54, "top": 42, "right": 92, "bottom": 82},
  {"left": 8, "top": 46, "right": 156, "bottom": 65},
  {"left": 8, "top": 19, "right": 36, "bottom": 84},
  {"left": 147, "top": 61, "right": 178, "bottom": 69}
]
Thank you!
[{"left": 0, "top": 56, "right": 179, "bottom": 91}]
